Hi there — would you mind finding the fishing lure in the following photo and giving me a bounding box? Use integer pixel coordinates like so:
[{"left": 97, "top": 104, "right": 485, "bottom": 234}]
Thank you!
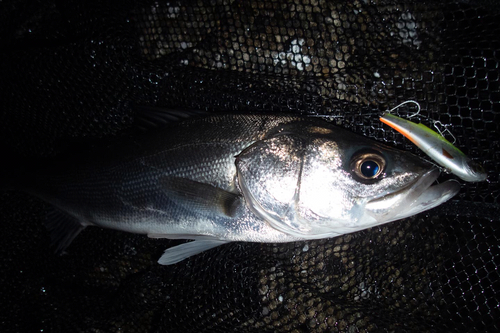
[{"left": 380, "top": 112, "right": 487, "bottom": 182}]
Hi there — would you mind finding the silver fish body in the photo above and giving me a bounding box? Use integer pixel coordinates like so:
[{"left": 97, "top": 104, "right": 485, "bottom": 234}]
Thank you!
[{"left": 12, "top": 114, "right": 460, "bottom": 264}]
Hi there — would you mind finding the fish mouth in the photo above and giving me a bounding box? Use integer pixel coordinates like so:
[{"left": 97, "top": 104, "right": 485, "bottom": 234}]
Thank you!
[{"left": 365, "top": 168, "right": 461, "bottom": 223}]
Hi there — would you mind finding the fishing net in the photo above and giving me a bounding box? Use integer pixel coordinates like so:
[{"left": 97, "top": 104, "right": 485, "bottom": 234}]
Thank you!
[{"left": 0, "top": 0, "right": 498, "bottom": 332}]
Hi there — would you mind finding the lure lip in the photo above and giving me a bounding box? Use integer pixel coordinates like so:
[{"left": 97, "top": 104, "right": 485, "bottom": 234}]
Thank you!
[{"left": 460, "top": 159, "right": 488, "bottom": 182}]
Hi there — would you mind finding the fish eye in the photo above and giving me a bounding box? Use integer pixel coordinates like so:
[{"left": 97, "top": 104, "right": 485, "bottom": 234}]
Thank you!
[
  {"left": 350, "top": 151, "right": 386, "bottom": 183},
  {"left": 360, "top": 160, "right": 380, "bottom": 177}
]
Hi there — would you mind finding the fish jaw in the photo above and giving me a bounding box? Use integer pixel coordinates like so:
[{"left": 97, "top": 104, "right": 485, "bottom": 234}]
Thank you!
[{"left": 364, "top": 168, "right": 460, "bottom": 223}]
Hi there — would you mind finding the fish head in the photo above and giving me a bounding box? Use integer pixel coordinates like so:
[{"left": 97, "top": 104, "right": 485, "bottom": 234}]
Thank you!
[{"left": 236, "top": 121, "right": 460, "bottom": 239}]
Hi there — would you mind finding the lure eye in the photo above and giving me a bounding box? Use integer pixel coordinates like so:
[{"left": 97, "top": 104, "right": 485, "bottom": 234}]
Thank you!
[{"left": 350, "top": 151, "right": 386, "bottom": 183}]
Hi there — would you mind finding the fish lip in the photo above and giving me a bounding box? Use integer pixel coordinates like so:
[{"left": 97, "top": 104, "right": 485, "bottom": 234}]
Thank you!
[
  {"left": 367, "top": 168, "right": 440, "bottom": 205},
  {"left": 365, "top": 168, "right": 460, "bottom": 222}
]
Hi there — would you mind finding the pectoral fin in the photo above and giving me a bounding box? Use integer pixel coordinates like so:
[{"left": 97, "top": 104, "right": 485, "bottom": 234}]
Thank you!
[
  {"left": 160, "top": 177, "right": 242, "bottom": 218},
  {"left": 158, "top": 240, "right": 230, "bottom": 265}
]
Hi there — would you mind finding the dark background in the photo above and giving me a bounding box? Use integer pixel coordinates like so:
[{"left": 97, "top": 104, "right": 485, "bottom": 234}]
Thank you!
[{"left": 0, "top": 1, "right": 499, "bottom": 332}]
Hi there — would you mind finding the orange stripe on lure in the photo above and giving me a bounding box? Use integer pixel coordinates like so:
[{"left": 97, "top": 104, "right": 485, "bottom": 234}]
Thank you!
[{"left": 380, "top": 112, "right": 487, "bottom": 182}]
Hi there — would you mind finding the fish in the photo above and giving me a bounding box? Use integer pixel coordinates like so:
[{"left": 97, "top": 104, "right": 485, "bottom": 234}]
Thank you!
[
  {"left": 2, "top": 110, "right": 461, "bottom": 265},
  {"left": 380, "top": 112, "right": 487, "bottom": 182}
]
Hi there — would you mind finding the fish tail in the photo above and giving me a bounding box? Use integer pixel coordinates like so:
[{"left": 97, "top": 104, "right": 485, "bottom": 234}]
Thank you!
[{"left": 1, "top": 146, "right": 86, "bottom": 252}]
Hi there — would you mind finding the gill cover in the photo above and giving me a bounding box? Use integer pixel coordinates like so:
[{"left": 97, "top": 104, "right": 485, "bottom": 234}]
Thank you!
[
  {"left": 235, "top": 129, "right": 349, "bottom": 238},
  {"left": 236, "top": 134, "right": 305, "bottom": 235}
]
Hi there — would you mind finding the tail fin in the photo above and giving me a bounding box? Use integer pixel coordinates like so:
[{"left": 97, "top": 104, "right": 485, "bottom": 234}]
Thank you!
[{"left": 1, "top": 146, "right": 86, "bottom": 252}]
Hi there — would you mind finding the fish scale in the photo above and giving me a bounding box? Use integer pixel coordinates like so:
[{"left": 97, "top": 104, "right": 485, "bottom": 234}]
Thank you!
[{"left": 3, "top": 112, "right": 460, "bottom": 265}]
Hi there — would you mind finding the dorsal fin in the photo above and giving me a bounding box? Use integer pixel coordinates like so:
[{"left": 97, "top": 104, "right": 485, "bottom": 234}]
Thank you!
[{"left": 134, "top": 106, "right": 208, "bottom": 130}]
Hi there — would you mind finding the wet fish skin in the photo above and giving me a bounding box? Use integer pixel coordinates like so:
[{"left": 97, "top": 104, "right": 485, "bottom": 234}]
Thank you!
[
  {"left": 5, "top": 113, "right": 460, "bottom": 264},
  {"left": 27, "top": 115, "right": 300, "bottom": 244}
]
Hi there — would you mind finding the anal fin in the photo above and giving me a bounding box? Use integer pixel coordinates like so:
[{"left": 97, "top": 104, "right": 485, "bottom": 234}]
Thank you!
[
  {"left": 45, "top": 208, "right": 86, "bottom": 253},
  {"left": 158, "top": 240, "right": 229, "bottom": 265}
]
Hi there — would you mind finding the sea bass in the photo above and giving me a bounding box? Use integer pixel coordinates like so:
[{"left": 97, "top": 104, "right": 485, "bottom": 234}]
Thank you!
[{"left": 3, "top": 112, "right": 460, "bottom": 264}]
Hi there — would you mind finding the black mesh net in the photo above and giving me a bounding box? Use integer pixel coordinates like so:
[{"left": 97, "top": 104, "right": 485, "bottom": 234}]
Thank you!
[{"left": 0, "top": 1, "right": 499, "bottom": 332}]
